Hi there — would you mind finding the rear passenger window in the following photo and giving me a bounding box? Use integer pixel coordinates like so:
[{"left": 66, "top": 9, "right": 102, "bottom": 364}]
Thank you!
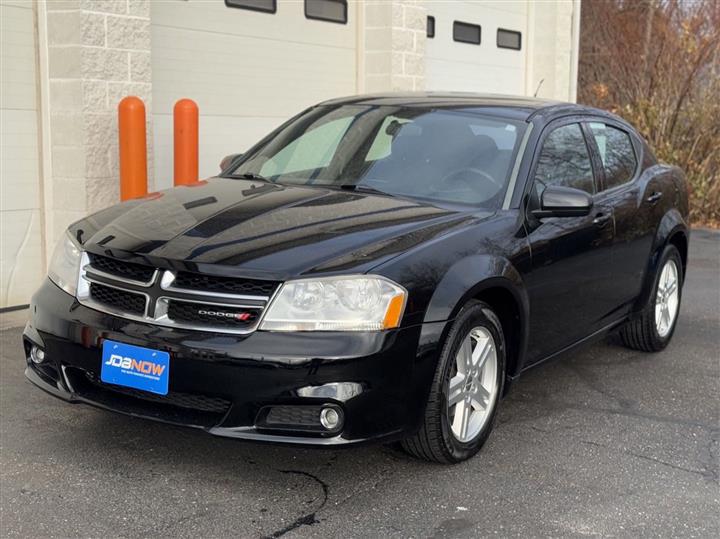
[
  {"left": 588, "top": 123, "right": 637, "bottom": 190},
  {"left": 533, "top": 123, "right": 595, "bottom": 198}
]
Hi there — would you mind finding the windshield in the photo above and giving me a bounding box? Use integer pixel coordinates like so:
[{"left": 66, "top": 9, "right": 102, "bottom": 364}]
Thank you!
[{"left": 228, "top": 105, "right": 527, "bottom": 209}]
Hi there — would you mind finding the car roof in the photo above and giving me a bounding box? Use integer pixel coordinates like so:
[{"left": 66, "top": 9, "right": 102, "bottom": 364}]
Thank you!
[{"left": 317, "top": 92, "right": 623, "bottom": 124}]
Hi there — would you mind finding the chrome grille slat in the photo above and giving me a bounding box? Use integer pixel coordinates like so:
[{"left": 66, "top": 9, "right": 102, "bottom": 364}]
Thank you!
[
  {"left": 76, "top": 253, "right": 276, "bottom": 334},
  {"left": 85, "top": 266, "right": 157, "bottom": 288},
  {"left": 160, "top": 270, "right": 271, "bottom": 301},
  {"left": 173, "top": 271, "right": 278, "bottom": 296},
  {"left": 87, "top": 253, "right": 156, "bottom": 283}
]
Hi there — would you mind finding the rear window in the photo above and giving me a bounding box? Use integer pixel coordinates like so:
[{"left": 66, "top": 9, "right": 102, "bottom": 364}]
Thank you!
[{"left": 588, "top": 123, "right": 638, "bottom": 190}]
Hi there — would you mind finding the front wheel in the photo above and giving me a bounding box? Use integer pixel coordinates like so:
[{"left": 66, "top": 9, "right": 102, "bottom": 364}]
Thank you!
[
  {"left": 620, "top": 245, "right": 683, "bottom": 352},
  {"left": 401, "top": 301, "right": 505, "bottom": 463}
]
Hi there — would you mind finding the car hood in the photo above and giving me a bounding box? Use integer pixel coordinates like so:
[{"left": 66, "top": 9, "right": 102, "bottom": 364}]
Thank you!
[{"left": 72, "top": 178, "right": 486, "bottom": 280}]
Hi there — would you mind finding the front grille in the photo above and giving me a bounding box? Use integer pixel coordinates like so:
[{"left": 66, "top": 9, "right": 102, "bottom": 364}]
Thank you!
[
  {"left": 167, "top": 300, "right": 261, "bottom": 329},
  {"left": 89, "top": 283, "right": 146, "bottom": 315},
  {"left": 173, "top": 271, "right": 278, "bottom": 296},
  {"left": 64, "top": 367, "right": 230, "bottom": 428},
  {"left": 88, "top": 253, "right": 155, "bottom": 282},
  {"left": 79, "top": 252, "right": 275, "bottom": 334},
  {"left": 95, "top": 380, "right": 231, "bottom": 413}
]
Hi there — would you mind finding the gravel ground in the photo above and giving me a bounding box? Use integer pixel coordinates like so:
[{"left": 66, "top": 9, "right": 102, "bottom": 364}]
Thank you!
[{"left": 1, "top": 229, "right": 718, "bottom": 538}]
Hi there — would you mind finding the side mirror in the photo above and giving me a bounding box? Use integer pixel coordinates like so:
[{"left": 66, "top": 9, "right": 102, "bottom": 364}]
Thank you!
[
  {"left": 533, "top": 185, "right": 593, "bottom": 218},
  {"left": 219, "top": 153, "right": 243, "bottom": 172}
]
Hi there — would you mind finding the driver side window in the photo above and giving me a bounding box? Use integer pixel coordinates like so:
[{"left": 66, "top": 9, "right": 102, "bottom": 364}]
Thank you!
[{"left": 533, "top": 123, "right": 595, "bottom": 203}]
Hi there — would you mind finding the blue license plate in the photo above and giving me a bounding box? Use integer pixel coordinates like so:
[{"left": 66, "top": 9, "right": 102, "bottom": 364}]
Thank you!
[{"left": 101, "top": 340, "right": 170, "bottom": 395}]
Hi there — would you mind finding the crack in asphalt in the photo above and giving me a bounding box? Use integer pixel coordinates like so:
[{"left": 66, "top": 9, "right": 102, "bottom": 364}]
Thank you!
[
  {"left": 529, "top": 424, "right": 718, "bottom": 482},
  {"left": 263, "top": 470, "right": 329, "bottom": 538},
  {"left": 578, "top": 438, "right": 715, "bottom": 480},
  {"left": 505, "top": 394, "right": 718, "bottom": 431},
  {"left": 698, "top": 429, "right": 720, "bottom": 482}
]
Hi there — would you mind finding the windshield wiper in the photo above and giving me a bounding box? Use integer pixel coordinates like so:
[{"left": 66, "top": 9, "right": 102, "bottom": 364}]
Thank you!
[
  {"left": 337, "top": 184, "right": 392, "bottom": 197},
  {"left": 226, "top": 172, "right": 272, "bottom": 183}
]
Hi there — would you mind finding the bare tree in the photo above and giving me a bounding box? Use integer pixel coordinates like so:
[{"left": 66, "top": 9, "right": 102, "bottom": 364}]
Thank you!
[{"left": 578, "top": 0, "right": 720, "bottom": 225}]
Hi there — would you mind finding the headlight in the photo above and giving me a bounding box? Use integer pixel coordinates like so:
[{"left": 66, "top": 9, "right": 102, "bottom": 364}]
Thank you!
[
  {"left": 260, "top": 275, "right": 407, "bottom": 331},
  {"left": 47, "top": 231, "right": 82, "bottom": 296}
]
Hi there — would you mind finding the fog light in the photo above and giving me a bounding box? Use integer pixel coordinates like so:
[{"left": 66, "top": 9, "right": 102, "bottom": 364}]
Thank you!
[
  {"left": 30, "top": 346, "right": 46, "bottom": 364},
  {"left": 320, "top": 407, "right": 341, "bottom": 430}
]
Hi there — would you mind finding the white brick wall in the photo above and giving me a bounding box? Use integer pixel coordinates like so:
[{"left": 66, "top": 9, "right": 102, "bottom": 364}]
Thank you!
[
  {"left": 525, "top": 0, "right": 579, "bottom": 101},
  {"left": 363, "top": 0, "right": 426, "bottom": 92},
  {"left": 43, "top": 0, "right": 153, "bottom": 239}
]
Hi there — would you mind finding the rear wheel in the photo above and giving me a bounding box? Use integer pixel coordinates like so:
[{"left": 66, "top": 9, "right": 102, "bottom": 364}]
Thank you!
[
  {"left": 401, "top": 301, "right": 505, "bottom": 463},
  {"left": 620, "top": 245, "right": 683, "bottom": 352}
]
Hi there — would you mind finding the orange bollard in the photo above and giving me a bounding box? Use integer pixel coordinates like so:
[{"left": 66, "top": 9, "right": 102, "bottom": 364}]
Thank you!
[
  {"left": 118, "top": 96, "right": 148, "bottom": 201},
  {"left": 173, "top": 99, "right": 199, "bottom": 186}
]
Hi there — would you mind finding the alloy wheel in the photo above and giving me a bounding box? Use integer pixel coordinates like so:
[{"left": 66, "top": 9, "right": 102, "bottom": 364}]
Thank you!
[
  {"left": 655, "top": 259, "right": 679, "bottom": 338},
  {"left": 447, "top": 326, "right": 499, "bottom": 443}
]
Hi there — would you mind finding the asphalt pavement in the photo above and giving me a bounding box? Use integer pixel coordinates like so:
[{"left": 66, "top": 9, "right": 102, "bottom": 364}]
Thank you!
[{"left": 1, "top": 229, "right": 718, "bottom": 538}]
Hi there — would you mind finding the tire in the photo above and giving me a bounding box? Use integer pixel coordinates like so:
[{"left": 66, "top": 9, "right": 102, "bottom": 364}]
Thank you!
[
  {"left": 401, "top": 300, "right": 505, "bottom": 464},
  {"left": 620, "top": 245, "right": 683, "bottom": 352}
]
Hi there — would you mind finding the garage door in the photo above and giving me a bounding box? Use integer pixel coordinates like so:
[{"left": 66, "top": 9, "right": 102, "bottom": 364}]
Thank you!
[
  {"left": 1, "top": 0, "right": 43, "bottom": 308},
  {"left": 151, "top": 0, "right": 358, "bottom": 186},
  {"left": 425, "top": 0, "right": 527, "bottom": 95}
]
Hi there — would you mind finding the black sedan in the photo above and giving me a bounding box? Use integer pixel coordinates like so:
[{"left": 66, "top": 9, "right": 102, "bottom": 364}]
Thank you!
[{"left": 24, "top": 93, "right": 689, "bottom": 463}]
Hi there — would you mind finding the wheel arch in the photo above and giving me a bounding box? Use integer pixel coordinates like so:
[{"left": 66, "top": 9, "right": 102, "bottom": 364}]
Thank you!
[
  {"left": 423, "top": 255, "right": 530, "bottom": 389},
  {"left": 635, "top": 209, "right": 689, "bottom": 312},
  {"left": 472, "top": 285, "right": 525, "bottom": 393},
  {"left": 668, "top": 228, "right": 688, "bottom": 280}
]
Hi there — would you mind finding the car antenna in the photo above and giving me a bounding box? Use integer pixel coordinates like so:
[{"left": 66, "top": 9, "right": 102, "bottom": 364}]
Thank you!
[{"left": 534, "top": 79, "right": 545, "bottom": 98}]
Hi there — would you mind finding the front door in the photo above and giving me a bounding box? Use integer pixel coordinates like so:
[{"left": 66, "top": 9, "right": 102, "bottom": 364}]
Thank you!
[{"left": 523, "top": 121, "right": 617, "bottom": 364}]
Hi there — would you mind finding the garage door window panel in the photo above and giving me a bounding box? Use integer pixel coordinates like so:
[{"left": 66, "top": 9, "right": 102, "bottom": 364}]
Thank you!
[
  {"left": 533, "top": 123, "right": 596, "bottom": 200},
  {"left": 497, "top": 29, "right": 521, "bottom": 50},
  {"left": 305, "top": 0, "right": 348, "bottom": 24},
  {"left": 588, "top": 123, "right": 638, "bottom": 190},
  {"left": 224, "top": 0, "right": 276, "bottom": 14},
  {"left": 453, "top": 22, "right": 481, "bottom": 45}
]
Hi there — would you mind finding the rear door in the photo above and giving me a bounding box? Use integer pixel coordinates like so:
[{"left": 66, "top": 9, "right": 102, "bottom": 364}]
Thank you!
[
  {"left": 584, "top": 120, "right": 658, "bottom": 312},
  {"left": 523, "top": 120, "right": 617, "bottom": 364}
]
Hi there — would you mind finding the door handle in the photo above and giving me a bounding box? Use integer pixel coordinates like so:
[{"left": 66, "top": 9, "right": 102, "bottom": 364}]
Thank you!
[
  {"left": 593, "top": 213, "right": 612, "bottom": 227},
  {"left": 646, "top": 191, "right": 663, "bottom": 204}
]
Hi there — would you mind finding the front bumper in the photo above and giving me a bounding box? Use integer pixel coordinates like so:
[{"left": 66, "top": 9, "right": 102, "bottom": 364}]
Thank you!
[{"left": 23, "top": 279, "right": 446, "bottom": 446}]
